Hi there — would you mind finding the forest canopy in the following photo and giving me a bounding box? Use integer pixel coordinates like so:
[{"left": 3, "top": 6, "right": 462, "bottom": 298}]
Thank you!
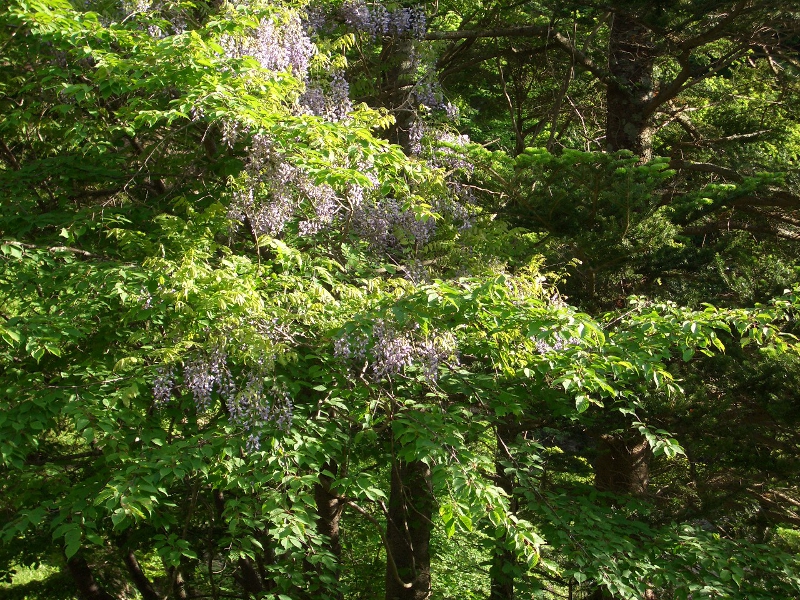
[{"left": 1, "top": 1, "right": 799, "bottom": 599}]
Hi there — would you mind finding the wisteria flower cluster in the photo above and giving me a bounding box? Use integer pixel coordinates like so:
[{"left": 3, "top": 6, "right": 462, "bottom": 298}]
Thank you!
[
  {"left": 300, "top": 70, "right": 353, "bottom": 121},
  {"left": 221, "top": 10, "right": 315, "bottom": 75},
  {"left": 535, "top": 334, "right": 582, "bottom": 355},
  {"left": 428, "top": 131, "right": 475, "bottom": 174},
  {"left": 339, "top": 1, "right": 427, "bottom": 40},
  {"left": 351, "top": 198, "right": 436, "bottom": 252},
  {"left": 228, "top": 134, "right": 345, "bottom": 238},
  {"left": 121, "top": 0, "right": 151, "bottom": 17},
  {"left": 417, "top": 130, "right": 477, "bottom": 229},
  {"left": 227, "top": 135, "right": 298, "bottom": 237},
  {"left": 408, "top": 120, "right": 425, "bottom": 155},
  {"left": 152, "top": 366, "right": 175, "bottom": 407},
  {"left": 228, "top": 369, "right": 293, "bottom": 451},
  {"left": 118, "top": 0, "right": 187, "bottom": 38},
  {"left": 414, "top": 80, "right": 453, "bottom": 113},
  {"left": 152, "top": 348, "right": 235, "bottom": 414},
  {"left": 335, "top": 319, "right": 458, "bottom": 383},
  {"left": 152, "top": 347, "right": 293, "bottom": 450},
  {"left": 403, "top": 259, "right": 429, "bottom": 285},
  {"left": 227, "top": 130, "right": 439, "bottom": 253}
]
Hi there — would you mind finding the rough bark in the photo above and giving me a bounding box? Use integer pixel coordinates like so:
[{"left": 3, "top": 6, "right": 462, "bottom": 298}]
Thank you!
[
  {"left": 381, "top": 37, "right": 417, "bottom": 155},
  {"left": 66, "top": 555, "right": 117, "bottom": 600},
  {"left": 172, "top": 569, "right": 188, "bottom": 600},
  {"left": 236, "top": 558, "right": 264, "bottom": 596},
  {"left": 594, "top": 433, "right": 652, "bottom": 496},
  {"left": 605, "top": 12, "right": 656, "bottom": 161},
  {"left": 315, "top": 460, "right": 344, "bottom": 560},
  {"left": 314, "top": 460, "right": 344, "bottom": 599},
  {"left": 591, "top": 432, "right": 651, "bottom": 598},
  {"left": 385, "top": 458, "right": 433, "bottom": 600},
  {"left": 490, "top": 422, "right": 517, "bottom": 600}
]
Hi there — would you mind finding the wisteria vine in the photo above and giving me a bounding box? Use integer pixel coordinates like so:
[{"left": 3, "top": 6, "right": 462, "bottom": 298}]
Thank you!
[{"left": 335, "top": 318, "right": 458, "bottom": 383}]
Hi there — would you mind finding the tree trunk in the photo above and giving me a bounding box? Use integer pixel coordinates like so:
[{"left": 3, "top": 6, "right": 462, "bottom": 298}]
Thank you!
[
  {"left": 490, "top": 422, "right": 517, "bottom": 600},
  {"left": 605, "top": 12, "right": 655, "bottom": 161},
  {"left": 66, "top": 554, "right": 117, "bottom": 600},
  {"left": 315, "top": 461, "right": 343, "bottom": 557},
  {"left": 385, "top": 458, "right": 433, "bottom": 600},
  {"left": 236, "top": 558, "right": 264, "bottom": 596},
  {"left": 594, "top": 433, "right": 651, "bottom": 496},
  {"left": 122, "top": 550, "right": 161, "bottom": 600},
  {"left": 591, "top": 432, "right": 652, "bottom": 599},
  {"left": 381, "top": 37, "right": 418, "bottom": 155},
  {"left": 171, "top": 567, "right": 189, "bottom": 600},
  {"left": 589, "top": 587, "right": 613, "bottom": 600},
  {"left": 315, "top": 460, "right": 344, "bottom": 597}
]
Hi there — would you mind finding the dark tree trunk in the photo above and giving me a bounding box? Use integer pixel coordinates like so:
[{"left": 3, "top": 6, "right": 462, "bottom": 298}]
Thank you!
[
  {"left": 589, "top": 587, "right": 613, "bottom": 600},
  {"left": 605, "top": 12, "right": 656, "bottom": 161},
  {"left": 385, "top": 458, "right": 433, "bottom": 600},
  {"left": 171, "top": 568, "right": 189, "bottom": 600},
  {"left": 122, "top": 550, "right": 161, "bottom": 600},
  {"left": 314, "top": 460, "right": 344, "bottom": 599},
  {"left": 315, "top": 460, "right": 343, "bottom": 559},
  {"left": 66, "top": 555, "right": 117, "bottom": 600},
  {"left": 490, "top": 422, "right": 517, "bottom": 600},
  {"left": 236, "top": 558, "right": 264, "bottom": 596},
  {"left": 594, "top": 433, "right": 651, "bottom": 496},
  {"left": 214, "top": 489, "right": 277, "bottom": 596},
  {"left": 591, "top": 432, "right": 652, "bottom": 599}
]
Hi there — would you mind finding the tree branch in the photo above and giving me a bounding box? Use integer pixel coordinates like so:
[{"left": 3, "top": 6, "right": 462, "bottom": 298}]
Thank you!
[
  {"left": 4, "top": 241, "right": 96, "bottom": 258},
  {"left": 122, "top": 549, "right": 162, "bottom": 600},
  {"left": 670, "top": 159, "right": 744, "bottom": 182},
  {"left": 676, "top": 1, "right": 751, "bottom": 53},
  {"left": 0, "top": 136, "right": 21, "bottom": 171},
  {"left": 345, "top": 500, "right": 413, "bottom": 590},
  {"left": 673, "top": 129, "right": 770, "bottom": 148},
  {"left": 426, "top": 26, "right": 611, "bottom": 85}
]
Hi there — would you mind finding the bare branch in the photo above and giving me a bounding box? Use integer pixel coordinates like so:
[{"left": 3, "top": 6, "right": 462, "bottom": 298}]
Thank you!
[
  {"left": 673, "top": 129, "right": 771, "bottom": 148},
  {"left": 426, "top": 26, "right": 611, "bottom": 85},
  {"left": 3, "top": 241, "right": 96, "bottom": 258},
  {"left": 670, "top": 159, "right": 744, "bottom": 182},
  {"left": 676, "top": 1, "right": 751, "bottom": 53},
  {"left": 0, "top": 136, "right": 21, "bottom": 171}
]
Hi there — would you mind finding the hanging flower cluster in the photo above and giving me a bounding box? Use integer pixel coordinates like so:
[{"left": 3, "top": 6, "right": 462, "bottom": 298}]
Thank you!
[
  {"left": 227, "top": 134, "right": 344, "bottom": 238},
  {"left": 151, "top": 348, "right": 293, "bottom": 450},
  {"left": 535, "top": 334, "right": 582, "bottom": 355},
  {"left": 339, "top": 1, "right": 427, "bottom": 40},
  {"left": 226, "top": 133, "right": 441, "bottom": 255},
  {"left": 351, "top": 197, "right": 436, "bottom": 252},
  {"left": 221, "top": 10, "right": 315, "bottom": 75},
  {"left": 299, "top": 70, "right": 353, "bottom": 121},
  {"left": 335, "top": 319, "right": 458, "bottom": 383}
]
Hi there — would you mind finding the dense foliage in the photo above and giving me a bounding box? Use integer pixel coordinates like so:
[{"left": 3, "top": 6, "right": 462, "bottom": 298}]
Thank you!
[{"left": 1, "top": 1, "right": 799, "bottom": 599}]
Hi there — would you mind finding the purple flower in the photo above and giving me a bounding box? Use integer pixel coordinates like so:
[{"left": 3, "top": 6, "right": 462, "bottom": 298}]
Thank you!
[
  {"left": 152, "top": 367, "right": 175, "bottom": 406},
  {"left": 221, "top": 11, "right": 315, "bottom": 75},
  {"left": 183, "top": 348, "right": 234, "bottom": 413},
  {"left": 340, "top": 2, "right": 427, "bottom": 40},
  {"left": 535, "top": 334, "right": 581, "bottom": 355},
  {"left": 300, "top": 70, "right": 352, "bottom": 121},
  {"left": 336, "top": 320, "right": 457, "bottom": 383}
]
